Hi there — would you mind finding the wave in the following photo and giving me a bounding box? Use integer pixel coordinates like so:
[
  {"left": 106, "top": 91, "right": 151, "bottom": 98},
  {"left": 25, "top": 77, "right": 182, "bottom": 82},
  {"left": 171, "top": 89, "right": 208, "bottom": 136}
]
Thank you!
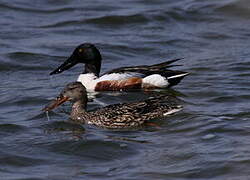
[
  {"left": 0, "top": 52, "right": 63, "bottom": 72},
  {"left": 0, "top": 2, "right": 76, "bottom": 14}
]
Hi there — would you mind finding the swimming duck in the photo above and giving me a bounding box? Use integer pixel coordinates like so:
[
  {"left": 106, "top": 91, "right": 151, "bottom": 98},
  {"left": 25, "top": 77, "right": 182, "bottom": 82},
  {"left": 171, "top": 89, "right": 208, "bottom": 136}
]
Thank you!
[
  {"left": 44, "top": 82, "right": 182, "bottom": 129},
  {"left": 50, "top": 43, "right": 189, "bottom": 91}
]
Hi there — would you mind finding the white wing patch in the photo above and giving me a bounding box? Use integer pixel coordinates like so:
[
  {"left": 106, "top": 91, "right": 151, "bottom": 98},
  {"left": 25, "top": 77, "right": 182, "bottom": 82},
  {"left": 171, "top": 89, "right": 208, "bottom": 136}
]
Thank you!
[
  {"left": 167, "top": 73, "right": 189, "bottom": 79},
  {"left": 142, "top": 74, "right": 169, "bottom": 88},
  {"left": 163, "top": 107, "right": 182, "bottom": 116},
  {"left": 98, "top": 73, "right": 140, "bottom": 81}
]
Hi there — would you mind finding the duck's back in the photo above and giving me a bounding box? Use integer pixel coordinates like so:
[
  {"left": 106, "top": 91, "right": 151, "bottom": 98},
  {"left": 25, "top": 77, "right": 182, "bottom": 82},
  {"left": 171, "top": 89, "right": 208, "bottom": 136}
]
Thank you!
[{"left": 86, "top": 96, "right": 182, "bottom": 129}]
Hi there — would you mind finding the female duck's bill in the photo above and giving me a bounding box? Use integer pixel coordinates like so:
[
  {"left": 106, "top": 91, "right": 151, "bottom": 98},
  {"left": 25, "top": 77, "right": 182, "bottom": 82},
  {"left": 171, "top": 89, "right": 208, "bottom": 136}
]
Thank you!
[
  {"left": 43, "top": 82, "right": 183, "bottom": 129},
  {"left": 49, "top": 43, "right": 189, "bottom": 91},
  {"left": 43, "top": 96, "right": 69, "bottom": 112}
]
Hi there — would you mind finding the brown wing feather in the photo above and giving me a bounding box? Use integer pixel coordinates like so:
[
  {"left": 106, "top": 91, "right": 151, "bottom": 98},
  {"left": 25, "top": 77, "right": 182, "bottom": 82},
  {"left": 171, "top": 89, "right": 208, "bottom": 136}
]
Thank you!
[{"left": 95, "top": 77, "right": 142, "bottom": 91}]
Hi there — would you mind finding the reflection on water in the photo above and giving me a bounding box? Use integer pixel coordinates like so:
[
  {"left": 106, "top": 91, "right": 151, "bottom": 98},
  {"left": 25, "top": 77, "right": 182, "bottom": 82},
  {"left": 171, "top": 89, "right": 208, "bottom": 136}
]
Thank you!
[{"left": 1, "top": 0, "right": 250, "bottom": 179}]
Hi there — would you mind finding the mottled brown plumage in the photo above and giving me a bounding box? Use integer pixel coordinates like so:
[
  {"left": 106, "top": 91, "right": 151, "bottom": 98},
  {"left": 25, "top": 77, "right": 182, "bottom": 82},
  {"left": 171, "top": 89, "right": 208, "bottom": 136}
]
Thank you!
[{"left": 44, "top": 82, "right": 182, "bottom": 129}]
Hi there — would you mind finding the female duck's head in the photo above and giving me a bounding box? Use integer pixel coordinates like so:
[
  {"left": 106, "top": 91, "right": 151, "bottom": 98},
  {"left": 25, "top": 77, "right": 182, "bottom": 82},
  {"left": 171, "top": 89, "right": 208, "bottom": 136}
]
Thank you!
[
  {"left": 50, "top": 43, "right": 102, "bottom": 76},
  {"left": 43, "top": 82, "right": 88, "bottom": 111}
]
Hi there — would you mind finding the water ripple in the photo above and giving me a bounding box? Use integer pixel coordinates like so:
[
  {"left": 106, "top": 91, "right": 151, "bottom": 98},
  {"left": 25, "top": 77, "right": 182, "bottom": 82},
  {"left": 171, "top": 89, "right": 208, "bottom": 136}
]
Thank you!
[{"left": 0, "top": 3, "right": 77, "bottom": 14}]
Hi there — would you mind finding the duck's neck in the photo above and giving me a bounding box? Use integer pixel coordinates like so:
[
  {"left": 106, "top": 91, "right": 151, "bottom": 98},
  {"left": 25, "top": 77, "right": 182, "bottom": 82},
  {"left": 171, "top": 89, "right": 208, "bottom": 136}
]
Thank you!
[
  {"left": 70, "top": 100, "right": 88, "bottom": 122},
  {"left": 84, "top": 57, "right": 102, "bottom": 77},
  {"left": 84, "top": 64, "right": 100, "bottom": 77}
]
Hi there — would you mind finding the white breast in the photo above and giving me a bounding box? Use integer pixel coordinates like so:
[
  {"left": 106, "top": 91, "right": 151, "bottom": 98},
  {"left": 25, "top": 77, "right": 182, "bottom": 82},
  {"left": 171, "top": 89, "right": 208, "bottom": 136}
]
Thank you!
[{"left": 77, "top": 73, "right": 98, "bottom": 90}]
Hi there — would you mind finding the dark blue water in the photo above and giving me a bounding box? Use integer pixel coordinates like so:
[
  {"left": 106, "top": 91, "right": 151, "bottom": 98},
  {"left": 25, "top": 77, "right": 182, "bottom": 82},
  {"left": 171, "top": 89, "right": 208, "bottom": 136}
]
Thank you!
[{"left": 1, "top": 0, "right": 250, "bottom": 179}]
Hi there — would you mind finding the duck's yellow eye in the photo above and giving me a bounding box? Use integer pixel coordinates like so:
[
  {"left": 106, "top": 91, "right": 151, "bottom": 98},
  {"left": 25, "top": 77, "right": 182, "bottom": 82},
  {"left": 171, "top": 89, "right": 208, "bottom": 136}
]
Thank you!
[{"left": 79, "top": 49, "right": 83, "bottom": 53}]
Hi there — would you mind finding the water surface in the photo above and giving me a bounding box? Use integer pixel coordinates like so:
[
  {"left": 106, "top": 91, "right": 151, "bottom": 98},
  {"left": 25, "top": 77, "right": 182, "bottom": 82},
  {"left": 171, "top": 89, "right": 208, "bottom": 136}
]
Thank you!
[{"left": 1, "top": 0, "right": 250, "bottom": 179}]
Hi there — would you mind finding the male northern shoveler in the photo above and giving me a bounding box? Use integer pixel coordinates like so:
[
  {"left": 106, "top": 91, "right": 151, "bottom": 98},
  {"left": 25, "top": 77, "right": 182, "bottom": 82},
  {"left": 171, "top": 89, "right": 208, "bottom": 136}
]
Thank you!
[
  {"left": 44, "top": 82, "right": 182, "bottom": 129},
  {"left": 50, "top": 43, "right": 189, "bottom": 91}
]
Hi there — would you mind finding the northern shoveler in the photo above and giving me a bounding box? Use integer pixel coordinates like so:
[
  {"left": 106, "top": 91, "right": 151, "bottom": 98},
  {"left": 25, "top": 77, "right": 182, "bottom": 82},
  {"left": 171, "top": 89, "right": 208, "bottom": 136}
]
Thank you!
[
  {"left": 43, "top": 82, "right": 182, "bottom": 129},
  {"left": 50, "top": 43, "right": 189, "bottom": 91}
]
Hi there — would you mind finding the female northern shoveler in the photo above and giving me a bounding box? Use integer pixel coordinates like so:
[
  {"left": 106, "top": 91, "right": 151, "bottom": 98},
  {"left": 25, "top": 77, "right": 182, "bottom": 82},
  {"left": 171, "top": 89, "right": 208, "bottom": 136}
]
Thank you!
[
  {"left": 50, "top": 43, "right": 189, "bottom": 91},
  {"left": 44, "top": 82, "right": 182, "bottom": 129}
]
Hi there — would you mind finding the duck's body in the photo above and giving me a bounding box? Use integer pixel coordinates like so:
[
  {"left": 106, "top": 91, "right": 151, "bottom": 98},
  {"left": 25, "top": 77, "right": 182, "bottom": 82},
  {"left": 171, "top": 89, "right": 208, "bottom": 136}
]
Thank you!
[
  {"left": 71, "top": 95, "right": 182, "bottom": 129},
  {"left": 44, "top": 82, "right": 182, "bottom": 129},
  {"left": 76, "top": 73, "right": 142, "bottom": 91},
  {"left": 50, "top": 43, "right": 189, "bottom": 91},
  {"left": 76, "top": 73, "right": 172, "bottom": 91}
]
